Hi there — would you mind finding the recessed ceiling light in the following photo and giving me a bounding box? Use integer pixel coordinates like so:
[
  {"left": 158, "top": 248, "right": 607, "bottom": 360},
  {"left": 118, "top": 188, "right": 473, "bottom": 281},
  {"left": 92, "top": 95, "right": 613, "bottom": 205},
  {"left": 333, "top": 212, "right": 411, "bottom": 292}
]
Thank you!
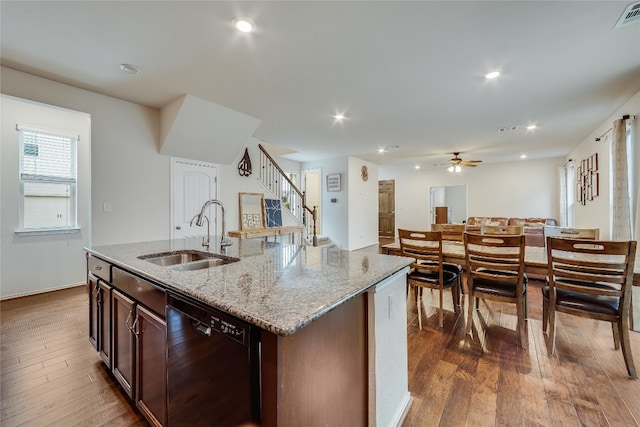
[
  {"left": 520, "top": 154, "right": 527, "bottom": 159},
  {"left": 526, "top": 125, "right": 537, "bottom": 130},
  {"left": 234, "top": 19, "right": 254, "bottom": 33},
  {"left": 333, "top": 114, "right": 345, "bottom": 121},
  {"left": 119, "top": 64, "right": 140, "bottom": 75},
  {"left": 485, "top": 71, "right": 501, "bottom": 79},
  {"left": 415, "top": 165, "right": 421, "bottom": 170},
  {"left": 378, "top": 148, "right": 385, "bottom": 153}
]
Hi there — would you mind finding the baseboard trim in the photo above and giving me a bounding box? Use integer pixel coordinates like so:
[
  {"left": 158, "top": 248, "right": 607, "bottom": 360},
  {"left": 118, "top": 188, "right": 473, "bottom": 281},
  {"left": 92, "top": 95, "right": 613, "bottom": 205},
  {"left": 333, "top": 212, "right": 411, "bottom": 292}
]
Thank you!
[{"left": 0, "top": 282, "right": 85, "bottom": 301}]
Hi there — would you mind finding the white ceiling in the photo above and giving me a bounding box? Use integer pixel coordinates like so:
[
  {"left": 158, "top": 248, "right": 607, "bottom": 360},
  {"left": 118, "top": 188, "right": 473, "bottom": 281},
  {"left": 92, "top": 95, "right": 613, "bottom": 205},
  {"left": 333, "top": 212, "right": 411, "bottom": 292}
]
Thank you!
[{"left": 1, "top": 1, "right": 639, "bottom": 167}]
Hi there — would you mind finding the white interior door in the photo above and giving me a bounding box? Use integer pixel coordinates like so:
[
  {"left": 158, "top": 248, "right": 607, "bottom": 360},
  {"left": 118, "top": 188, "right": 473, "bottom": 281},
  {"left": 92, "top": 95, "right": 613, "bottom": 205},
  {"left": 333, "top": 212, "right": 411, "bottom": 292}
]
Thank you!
[{"left": 171, "top": 158, "right": 217, "bottom": 239}]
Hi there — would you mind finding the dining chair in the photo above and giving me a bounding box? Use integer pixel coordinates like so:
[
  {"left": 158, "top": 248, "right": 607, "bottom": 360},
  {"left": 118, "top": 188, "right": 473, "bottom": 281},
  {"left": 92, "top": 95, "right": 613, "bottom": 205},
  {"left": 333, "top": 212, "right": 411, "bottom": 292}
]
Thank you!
[
  {"left": 398, "top": 229, "right": 461, "bottom": 329},
  {"left": 481, "top": 225, "right": 524, "bottom": 235},
  {"left": 431, "top": 223, "right": 465, "bottom": 242},
  {"left": 543, "top": 237, "right": 637, "bottom": 378},
  {"left": 430, "top": 223, "right": 465, "bottom": 292},
  {"left": 543, "top": 226, "right": 599, "bottom": 240},
  {"left": 464, "top": 232, "right": 528, "bottom": 348}
]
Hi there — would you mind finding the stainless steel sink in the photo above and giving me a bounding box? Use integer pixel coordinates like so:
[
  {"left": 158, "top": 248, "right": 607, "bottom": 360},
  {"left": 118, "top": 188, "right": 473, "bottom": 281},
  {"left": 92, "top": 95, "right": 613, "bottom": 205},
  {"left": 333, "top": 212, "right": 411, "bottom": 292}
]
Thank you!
[
  {"left": 138, "top": 250, "right": 239, "bottom": 270},
  {"left": 169, "top": 256, "right": 239, "bottom": 271},
  {"left": 139, "top": 250, "right": 214, "bottom": 266}
]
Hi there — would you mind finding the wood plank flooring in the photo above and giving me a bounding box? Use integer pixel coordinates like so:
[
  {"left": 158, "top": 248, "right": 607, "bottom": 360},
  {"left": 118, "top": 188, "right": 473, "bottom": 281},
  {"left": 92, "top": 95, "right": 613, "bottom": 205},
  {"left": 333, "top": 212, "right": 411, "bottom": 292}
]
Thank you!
[
  {"left": 402, "top": 279, "right": 640, "bottom": 427},
  {"left": 2, "top": 276, "right": 639, "bottom": 426},
  {"left": 1, "top": 287, "right": 147, "bottom": 427}
]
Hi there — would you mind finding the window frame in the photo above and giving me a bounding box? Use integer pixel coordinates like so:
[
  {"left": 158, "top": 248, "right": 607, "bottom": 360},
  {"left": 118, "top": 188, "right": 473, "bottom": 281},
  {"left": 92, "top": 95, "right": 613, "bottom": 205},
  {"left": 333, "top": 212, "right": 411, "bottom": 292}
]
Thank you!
[{"left": 15, "top": 125, "right": 80, "bottom": 236}]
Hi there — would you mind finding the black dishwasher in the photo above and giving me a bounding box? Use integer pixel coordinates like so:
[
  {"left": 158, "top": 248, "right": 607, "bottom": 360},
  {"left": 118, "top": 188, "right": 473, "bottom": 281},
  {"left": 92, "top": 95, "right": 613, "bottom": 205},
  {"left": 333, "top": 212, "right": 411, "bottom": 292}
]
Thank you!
[{"left": 167, "top": 293, "right": 261, "bottom": 427}]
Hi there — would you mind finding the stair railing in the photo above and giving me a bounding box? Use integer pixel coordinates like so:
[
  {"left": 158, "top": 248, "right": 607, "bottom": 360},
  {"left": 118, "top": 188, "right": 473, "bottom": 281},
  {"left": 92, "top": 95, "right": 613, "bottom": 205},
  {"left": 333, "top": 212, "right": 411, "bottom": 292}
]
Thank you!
[{"left": 258, "top": 144, "right": 318, "bottom": 246}]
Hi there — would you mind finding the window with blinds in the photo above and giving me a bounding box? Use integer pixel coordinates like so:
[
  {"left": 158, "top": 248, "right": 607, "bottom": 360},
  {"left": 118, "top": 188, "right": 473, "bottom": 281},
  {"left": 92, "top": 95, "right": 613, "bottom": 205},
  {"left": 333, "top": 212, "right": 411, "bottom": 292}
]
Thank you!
[{"left": 18, "top": 127, "right": 78, "bottom": 231}]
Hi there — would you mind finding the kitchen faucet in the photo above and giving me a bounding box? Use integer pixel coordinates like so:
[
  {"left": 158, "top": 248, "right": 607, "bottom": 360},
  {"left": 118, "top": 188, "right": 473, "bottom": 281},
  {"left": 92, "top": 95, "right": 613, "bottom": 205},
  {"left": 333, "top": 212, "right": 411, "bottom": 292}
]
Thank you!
[{"left": 190, "top": 199, "right": 232, "bottom": 249}]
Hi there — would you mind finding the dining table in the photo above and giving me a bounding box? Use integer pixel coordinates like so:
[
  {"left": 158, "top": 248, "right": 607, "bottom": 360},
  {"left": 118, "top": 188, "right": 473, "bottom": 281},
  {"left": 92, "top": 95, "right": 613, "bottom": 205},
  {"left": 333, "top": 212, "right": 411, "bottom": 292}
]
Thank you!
[{"left": 380, "top": 240, "right": 640, "bottom": 332}]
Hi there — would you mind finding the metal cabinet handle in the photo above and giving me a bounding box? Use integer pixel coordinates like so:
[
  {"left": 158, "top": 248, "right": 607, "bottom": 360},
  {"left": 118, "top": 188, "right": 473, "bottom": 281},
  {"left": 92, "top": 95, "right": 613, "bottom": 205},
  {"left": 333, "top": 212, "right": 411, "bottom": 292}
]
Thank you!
[
  {"left": 125, "top": 310, "right": 133, "bottom": 331},
  {"left": 131, "top": 315, "right": 140, "bottom": 337}
]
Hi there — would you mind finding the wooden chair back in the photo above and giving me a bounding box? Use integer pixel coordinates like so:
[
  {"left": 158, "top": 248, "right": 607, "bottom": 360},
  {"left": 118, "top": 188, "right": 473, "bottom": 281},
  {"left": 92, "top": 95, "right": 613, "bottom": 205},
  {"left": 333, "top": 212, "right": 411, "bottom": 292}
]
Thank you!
[
  {"left": 546, "top": 237, "right": 636, "bottom": 310},
  {"left": 544, "top": 226, "right": 599, "bottom": 240},
  {"left": 399, "top": 229, "right": 461, "bottom": 329},
  {"left": 464, "top": 233, "right": 526, "bottom": 284},
  {"left": 398, "top": 229, "right": 443, "bottom": 268},
  {"left": 431, "top": 223, "right": 465, "bottom": 241},
  {"left": 481, "top": 225, "right": 524, "bottom": 235},
  {"left": 464, "top": 232, "right": 528, "bottom": 347},
  {"left": 545, "top": 236, "right": 637, "bottom": 377}
]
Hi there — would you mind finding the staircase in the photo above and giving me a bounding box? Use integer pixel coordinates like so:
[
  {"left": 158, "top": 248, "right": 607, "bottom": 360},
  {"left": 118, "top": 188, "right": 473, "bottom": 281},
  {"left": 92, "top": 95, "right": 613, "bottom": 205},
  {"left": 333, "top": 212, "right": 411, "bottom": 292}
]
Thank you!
[{"left": 258, "top": 144, "right": 319, "bottom": 246}]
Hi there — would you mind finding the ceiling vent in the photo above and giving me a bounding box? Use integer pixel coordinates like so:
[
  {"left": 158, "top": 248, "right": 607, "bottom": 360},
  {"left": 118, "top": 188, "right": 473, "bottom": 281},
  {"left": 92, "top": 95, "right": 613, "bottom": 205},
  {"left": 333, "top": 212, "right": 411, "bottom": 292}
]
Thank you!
[{"left": 615, "top": 1, "right": 640, "bottom": 28}]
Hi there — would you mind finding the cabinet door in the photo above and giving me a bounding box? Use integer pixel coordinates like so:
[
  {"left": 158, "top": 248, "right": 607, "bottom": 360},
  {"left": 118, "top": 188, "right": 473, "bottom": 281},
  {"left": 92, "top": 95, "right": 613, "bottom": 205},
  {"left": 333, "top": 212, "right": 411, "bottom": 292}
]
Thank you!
[
  {"left": 112, "top": 289, "right": 136, "bottom": 399},
  {"left": 88, "top": 274, "right": 99, "bottom": 350},
  {"left": 98, "top": 281, "right": 113, "bottom": 368},
  {"left": 136, "top": 305, "right": 167, "bottom": 427}
]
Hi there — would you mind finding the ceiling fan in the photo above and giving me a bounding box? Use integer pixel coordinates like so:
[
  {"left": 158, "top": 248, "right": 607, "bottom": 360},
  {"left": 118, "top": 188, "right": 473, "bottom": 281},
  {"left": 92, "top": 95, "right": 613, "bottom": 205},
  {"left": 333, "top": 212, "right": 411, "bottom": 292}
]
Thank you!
[{"left": 447, "top": 152, "right": 482, "bottom": 172}]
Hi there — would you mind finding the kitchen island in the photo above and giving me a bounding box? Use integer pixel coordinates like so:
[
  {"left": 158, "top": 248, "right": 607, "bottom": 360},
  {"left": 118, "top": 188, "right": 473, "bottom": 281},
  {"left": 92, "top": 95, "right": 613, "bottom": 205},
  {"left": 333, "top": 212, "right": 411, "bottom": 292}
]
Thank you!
[{"left": 85, "top": 237, "right": 413, "bottom": 427}]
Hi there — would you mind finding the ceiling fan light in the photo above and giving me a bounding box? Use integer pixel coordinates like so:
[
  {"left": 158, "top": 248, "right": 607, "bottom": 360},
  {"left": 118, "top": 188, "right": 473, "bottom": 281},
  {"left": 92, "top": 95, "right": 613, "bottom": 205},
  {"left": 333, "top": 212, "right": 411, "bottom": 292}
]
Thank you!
[
  {"left": 454, "top": 165, "right": 462, "bottom": 173},
  {"left": 448, "top": 166, "right": 454, "bottom": 173}
]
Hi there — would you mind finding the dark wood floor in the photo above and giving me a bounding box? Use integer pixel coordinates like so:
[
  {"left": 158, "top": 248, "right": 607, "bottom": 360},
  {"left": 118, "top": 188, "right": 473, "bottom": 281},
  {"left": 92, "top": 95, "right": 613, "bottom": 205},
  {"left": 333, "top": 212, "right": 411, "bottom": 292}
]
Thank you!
[
  {"left": 401, "top": 279, "right": 640, "bottom": 427},
  {"left": 2, "top": 279, "right": 639, "bottom": 426},
  {"left": 0, "top": 286, "right": 148, "bottom": 427}
]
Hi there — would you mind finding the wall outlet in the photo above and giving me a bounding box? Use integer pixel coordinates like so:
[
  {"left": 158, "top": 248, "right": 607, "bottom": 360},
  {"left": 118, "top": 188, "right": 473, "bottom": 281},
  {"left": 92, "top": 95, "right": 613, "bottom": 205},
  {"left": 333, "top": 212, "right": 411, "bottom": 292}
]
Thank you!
[{"left": 103, "top": 202, "right": 112, "bottom": 212}]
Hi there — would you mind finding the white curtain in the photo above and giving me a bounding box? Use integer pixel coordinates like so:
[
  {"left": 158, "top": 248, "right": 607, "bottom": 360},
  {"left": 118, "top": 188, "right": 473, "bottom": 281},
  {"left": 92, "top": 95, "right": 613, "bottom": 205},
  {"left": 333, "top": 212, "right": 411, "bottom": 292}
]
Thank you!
[
  {"left": 632, "top": 116, "right": 640, "bottom": 242},
  {"left": 559, "top": 165, "right": 567, "bottom": 227},
  {"left": 611, "top": 118, "right": 632, "bottom": 241}
]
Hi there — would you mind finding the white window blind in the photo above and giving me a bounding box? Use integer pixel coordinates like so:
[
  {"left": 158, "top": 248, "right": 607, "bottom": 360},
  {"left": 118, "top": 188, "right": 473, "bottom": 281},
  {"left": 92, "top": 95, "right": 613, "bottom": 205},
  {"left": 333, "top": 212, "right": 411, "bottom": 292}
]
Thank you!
[
  {"left": 17, "top": 126, "right": 79, "bottom": 233},
  {"left": 20, "top": 129, "right": 77, "bottom": 183}
]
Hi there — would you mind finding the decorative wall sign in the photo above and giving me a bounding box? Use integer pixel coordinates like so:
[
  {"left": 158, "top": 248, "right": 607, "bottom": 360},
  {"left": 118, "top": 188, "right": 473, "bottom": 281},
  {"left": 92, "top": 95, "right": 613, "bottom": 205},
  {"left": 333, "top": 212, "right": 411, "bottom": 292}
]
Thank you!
[
  {"left": 577, "top": 153, "right": 599, "bottom": 205},
  {"left": 327, "top": 173, "right": 341, "bottom": 191},
  {"left": 361, "top": 165, "right": 369, "bottom": 181},
  {"left": 265, "top": 199, "right": 283, "bottom": 227},
  {"left": 238, "top": 148, "right": 252, "bottom": 176}
]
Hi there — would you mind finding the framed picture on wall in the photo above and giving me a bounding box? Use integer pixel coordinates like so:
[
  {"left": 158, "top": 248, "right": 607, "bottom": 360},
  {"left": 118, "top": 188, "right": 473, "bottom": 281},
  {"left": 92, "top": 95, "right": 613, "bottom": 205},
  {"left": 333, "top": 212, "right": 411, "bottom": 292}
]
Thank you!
[{"left": 327, "top": 174, "right": 341, "bottom": 191}]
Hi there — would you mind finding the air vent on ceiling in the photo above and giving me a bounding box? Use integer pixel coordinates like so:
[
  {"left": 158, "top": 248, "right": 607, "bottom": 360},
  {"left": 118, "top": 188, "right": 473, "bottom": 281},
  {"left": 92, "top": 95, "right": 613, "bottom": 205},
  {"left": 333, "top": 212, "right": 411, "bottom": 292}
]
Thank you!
[{"left": 614, "top": 1, "right": 640, "bottom": 28}]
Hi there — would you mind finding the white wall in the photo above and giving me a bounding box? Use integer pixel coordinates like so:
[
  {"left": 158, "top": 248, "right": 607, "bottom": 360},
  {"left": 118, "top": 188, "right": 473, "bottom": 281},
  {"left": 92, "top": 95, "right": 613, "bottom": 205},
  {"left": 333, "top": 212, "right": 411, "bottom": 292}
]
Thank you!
[
  {"left": 445, "top": 185, "right": 467, "bottom": 224},
  {"left": 568, "top": 90, "right": 640, "bottom": 240},
  {"left": 302, "top": 156, "right": 379, "bottom": 250},
  {"left": 303, "top": 156, "right": 349, "bottom": 248},
  {"left": 0, "top": 67, "right": 305, "bottom": 297},
  {"left": 380, "top": 157, "right": 563, "bottom": 235},
  {"left": 347, "top": 157, "right": 379, "bottom": 251},
  {"left": 1, "top": 67, "right": 302, "bottom": 243},
  {"left": 1, "top": 66, "right": 168, "bottom": 246},
  {"left": 1, "top": 95, "right": 91, "bottom": 298},
  {"left": 217, "top": 140, "right": 302, "bottom": 233}
]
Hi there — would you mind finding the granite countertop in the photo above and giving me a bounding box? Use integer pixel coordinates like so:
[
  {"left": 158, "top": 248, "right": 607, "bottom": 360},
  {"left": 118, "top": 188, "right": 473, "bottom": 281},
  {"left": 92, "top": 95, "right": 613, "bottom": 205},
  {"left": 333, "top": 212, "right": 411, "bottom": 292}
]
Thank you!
[{"left": 85, "top": 237, "right": 412, "bottom": 336}]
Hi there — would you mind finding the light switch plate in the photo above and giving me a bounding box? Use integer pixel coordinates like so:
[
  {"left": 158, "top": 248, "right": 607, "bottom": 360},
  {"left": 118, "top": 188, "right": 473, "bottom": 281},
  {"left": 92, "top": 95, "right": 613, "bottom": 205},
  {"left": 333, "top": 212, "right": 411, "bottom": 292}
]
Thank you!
[{"left": 103, "top": 202, "right": 112, "bottom": 212}]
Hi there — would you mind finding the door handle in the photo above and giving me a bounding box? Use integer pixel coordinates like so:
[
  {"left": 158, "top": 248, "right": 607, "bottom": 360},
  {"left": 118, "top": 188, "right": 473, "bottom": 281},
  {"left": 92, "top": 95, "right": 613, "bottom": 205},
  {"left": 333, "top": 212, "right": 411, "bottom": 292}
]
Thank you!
[{"left": 176, "top": 226, "right": 182, "bottom": 230}]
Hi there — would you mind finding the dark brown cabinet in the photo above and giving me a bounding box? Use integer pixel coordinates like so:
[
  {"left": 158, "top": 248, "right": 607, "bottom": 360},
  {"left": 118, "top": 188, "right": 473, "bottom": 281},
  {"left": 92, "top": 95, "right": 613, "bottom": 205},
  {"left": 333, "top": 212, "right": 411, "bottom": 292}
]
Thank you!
[
  {"left": 88, "top": 273, "right": 99, "bottom": 350},
  {"left": 112, "top": 289, "right": 136, "bottom": 399},
  {"left": 136, "top": 305, "right": 167, "bottom": 427},
  {"left": 98, "top": 281, "right": 112, "bottom": 367},
  {"left": 107, "top": 267, "right": 167, "bottom": 427},
  {"left": 88, "top": 271, "right": 112, "bottom": 368}
]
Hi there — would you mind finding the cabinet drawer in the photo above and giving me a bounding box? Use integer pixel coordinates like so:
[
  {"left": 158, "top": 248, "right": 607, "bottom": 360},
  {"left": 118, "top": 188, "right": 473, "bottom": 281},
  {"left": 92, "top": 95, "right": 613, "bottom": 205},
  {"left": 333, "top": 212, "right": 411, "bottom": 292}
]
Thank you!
[
  {"left": 88, "top": 256, "right": 111, "bottom": 282},
  {"left": 112, "top": 267, "right": 166, "bottom": 318}
]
